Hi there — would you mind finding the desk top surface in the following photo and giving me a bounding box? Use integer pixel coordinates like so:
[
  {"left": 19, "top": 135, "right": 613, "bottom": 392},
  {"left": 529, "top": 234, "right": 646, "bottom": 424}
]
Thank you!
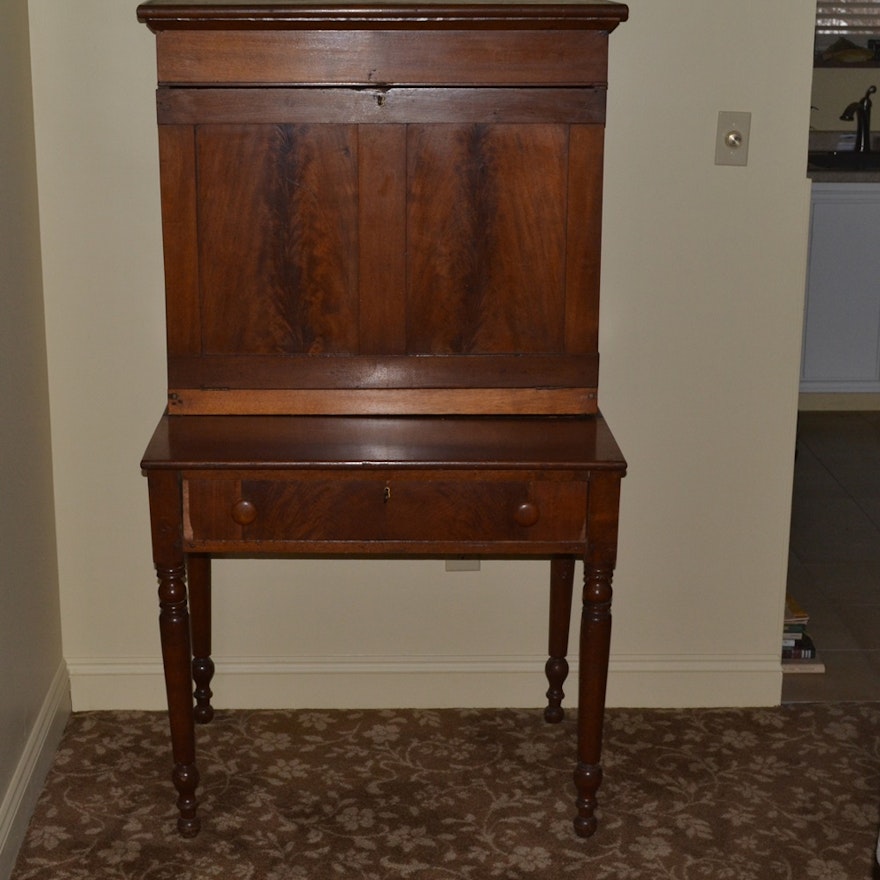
[{"left": 141, "top": 414, "right": 625, "bottom": 472}]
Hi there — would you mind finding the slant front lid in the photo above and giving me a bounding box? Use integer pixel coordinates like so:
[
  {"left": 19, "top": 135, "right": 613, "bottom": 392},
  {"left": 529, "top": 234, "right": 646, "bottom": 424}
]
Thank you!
[{"left": 137, "top": 0, "right": 629, "bottom": 31}]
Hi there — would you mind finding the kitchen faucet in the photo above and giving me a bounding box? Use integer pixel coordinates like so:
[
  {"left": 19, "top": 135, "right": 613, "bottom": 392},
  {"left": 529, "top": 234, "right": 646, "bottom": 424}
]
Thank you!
[{"left": 840, "top": 85, "right": 877, "bottom": 152}]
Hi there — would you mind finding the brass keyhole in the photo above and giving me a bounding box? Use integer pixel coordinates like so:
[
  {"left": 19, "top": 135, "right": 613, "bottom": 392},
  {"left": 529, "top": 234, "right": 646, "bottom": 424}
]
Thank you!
[{"left": 383, "top": 485, "right": 392, "bottom": 503}]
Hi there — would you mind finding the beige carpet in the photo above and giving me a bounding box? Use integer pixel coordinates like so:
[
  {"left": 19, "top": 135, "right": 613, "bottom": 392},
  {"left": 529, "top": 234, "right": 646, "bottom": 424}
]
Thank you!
[{"left": 11, "top": 704, "right": 880, "bottom": 879}]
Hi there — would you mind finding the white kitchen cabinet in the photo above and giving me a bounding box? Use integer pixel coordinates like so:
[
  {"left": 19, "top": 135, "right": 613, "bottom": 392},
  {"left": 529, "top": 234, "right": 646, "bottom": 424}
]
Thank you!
[{"left": 801, "top": 182, "right": 880, "bottom": 392}]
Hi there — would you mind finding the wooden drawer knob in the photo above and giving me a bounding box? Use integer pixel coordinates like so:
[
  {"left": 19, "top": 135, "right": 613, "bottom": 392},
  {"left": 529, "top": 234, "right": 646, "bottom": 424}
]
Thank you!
[
  {"left": 514, "top": 501, "right": 539, "bottom": 527},
  {"left": 231, "top": 499, "right": 257, "bottom": 525}
]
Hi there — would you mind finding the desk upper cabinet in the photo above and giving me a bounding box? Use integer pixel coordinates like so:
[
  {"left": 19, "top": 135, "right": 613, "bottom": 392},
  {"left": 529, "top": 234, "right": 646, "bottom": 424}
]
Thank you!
[{"left": 138, "top": 1, "right": 627, "bottom": 417}]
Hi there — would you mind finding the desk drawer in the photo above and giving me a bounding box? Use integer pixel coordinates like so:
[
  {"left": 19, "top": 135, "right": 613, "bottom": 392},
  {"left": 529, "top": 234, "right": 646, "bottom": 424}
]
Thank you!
[
  {"left": 152, "top": 29, "right": 610, "bottom": 87},
  {"left": 183, "top": 472, "right": 586, "bottom": 549}
]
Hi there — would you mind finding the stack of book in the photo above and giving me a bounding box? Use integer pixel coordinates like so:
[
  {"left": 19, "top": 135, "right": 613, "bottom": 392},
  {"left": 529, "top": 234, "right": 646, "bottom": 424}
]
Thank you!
[{"left": 782, "top": 595, "right": 825, "bottom": 673}]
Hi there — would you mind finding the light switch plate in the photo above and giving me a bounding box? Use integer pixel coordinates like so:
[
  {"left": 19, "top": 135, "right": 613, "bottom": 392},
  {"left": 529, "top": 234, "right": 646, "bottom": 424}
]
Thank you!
[{"left": 715, "top": 111, "right": 751, "bottom": 166}]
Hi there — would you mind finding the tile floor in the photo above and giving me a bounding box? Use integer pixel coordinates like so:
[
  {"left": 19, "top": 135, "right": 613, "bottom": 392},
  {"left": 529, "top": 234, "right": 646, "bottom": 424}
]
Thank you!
[{"left": 783, "top": 410, "right": 880, "bottom": 702}]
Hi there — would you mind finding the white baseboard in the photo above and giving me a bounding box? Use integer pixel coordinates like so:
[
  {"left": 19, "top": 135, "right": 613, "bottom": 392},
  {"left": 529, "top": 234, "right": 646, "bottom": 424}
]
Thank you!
[
  {"left": 0, "top": 661, "right": 70, "bottom": 880},
  {"left": 68, "top": 652, "right": 782, "bottom": 712},
  {"left": 606, "top": 653, "right": 783, "bottom": 707}
]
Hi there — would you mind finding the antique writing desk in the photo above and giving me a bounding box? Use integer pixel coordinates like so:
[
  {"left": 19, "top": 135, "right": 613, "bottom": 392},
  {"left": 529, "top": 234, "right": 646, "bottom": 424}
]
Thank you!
[{"left": 137, "top": 0, "right": 627, "bottom": 839}]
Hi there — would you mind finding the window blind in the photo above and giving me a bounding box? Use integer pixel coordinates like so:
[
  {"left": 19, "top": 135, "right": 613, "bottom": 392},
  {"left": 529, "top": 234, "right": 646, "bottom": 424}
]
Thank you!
[{"left": 816, "top": 2, "right": 880, "bottom": 37}]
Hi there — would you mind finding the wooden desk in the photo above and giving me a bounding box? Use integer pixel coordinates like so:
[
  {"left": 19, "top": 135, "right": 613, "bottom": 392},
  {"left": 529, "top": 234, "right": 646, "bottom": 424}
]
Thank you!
[
  {"left": 137, "top": 0, "right": 627, "bottom": 839},
  {"left": 142, "top": 413, "right": 624, "bottom": 837}
]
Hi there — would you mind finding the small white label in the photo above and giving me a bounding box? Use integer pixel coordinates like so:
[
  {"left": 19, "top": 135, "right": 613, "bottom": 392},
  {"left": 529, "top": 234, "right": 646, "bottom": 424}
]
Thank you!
[{"left": 445, "top": 558, "right": 481, "bottom": 572}]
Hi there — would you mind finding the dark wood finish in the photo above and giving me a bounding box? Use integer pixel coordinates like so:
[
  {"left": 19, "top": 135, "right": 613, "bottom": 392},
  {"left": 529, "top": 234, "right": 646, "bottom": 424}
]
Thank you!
[
  {"left": 157, "top": 87, "right": 607, "bottom": 125},
  {"left": 545, "top": 556, "right": 575, "bottom": 723},
  {"left": 186, "top": 554, "right": 214, "bottom": 724},
  {"left": 183, "top": 473, "right": 589, "bottom": 550},
  {"left": 142, "top": 413, "right": 626, "bottom": 836},
  {"left": 146, "top": 471, "right": 200, "bottom": 837},
  {"left": 148, "top": 29, "right": 611, "bottom": 86},
  {"left": 141, "top": 1, "right": 623, "bottom": 416},
  {"left": 137, "top": 2, "right": 628, "bottom": 31},
  {"left": 138, "top": 0, "right": 627, "bottom": 840},
  {"left": 575, "top": 470, "right": 620, "bottom": 835}
]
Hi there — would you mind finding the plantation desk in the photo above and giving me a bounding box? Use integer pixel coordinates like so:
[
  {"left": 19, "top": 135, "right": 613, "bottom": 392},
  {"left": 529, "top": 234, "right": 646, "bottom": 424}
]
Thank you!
[{"left": 137, "top": 0, "right": 628, "bottom": 839}]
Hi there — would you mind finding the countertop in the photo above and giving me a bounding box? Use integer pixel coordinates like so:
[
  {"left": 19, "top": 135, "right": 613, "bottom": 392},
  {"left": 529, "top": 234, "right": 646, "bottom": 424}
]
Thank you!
[
  {"left": 808, "top": 130, "right": 880, "bottom": 182},
  {"left": 808, "top": 169, "right": 880, "bottom": 182}
]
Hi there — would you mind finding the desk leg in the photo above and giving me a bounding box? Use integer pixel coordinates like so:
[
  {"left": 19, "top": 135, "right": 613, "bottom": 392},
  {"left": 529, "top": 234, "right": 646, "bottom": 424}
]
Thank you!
[
  {"left": 573, "top": 472, "right": 621, "bottom": 838},
  {"left": 544, "top": 556, "right": 575, "bottom": 723},
  {"left": 187, "top": 554, "right": 215, "bottom": 724},
  {"left": 148, "top": 472, "right": 200, "bottom": 838}
]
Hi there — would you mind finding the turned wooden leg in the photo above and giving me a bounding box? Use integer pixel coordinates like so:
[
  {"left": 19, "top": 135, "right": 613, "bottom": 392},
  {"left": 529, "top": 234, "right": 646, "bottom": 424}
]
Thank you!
[
  {"left": 544, "top": 556, "right": 575, "bottom": 723},
  {"left": 572, "top": 470, "right": 621, "bottom": 838},
  {"left": 187, "top": 554, "right": 215, "bottom": 725},
  {"left": 574, "top": 561, "right": 613, "bottom": 837},
  {"left": 149, "top": 472, "right": 200, "bottom": 838},
  {"left": 157, "top": 561, "right": 200, "bottom": 837}
]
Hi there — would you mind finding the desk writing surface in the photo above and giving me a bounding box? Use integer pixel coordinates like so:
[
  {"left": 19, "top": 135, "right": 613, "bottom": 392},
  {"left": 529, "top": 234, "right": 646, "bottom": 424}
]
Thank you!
[{"left": 141, "top": 414, "right": 626, "bottom": 470}]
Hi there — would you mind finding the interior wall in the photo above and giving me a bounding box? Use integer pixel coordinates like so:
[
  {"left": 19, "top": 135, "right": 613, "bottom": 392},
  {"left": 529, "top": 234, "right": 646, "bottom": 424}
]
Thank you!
[
  {"left": 598, "top": 0, "right": 815, "bottom": 705},
  {"left": 0, "top": 0, "right": 67, "bottom": 870},
  {"left": 28, "top": 0, "right": 816, "bottom": 710}
]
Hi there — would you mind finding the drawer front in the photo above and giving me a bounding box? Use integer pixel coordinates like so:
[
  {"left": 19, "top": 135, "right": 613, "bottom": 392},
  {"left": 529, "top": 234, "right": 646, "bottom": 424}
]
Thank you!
[
  {"left": 183, "top": 473, "right": 587, "bottom": 549},
  {"left": 155, "top": 30, "right": 610, "bottom": 87}
]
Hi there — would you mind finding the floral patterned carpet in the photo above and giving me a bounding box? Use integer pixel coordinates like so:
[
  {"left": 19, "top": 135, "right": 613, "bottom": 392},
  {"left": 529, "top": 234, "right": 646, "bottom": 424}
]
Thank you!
[{"left": 11, "top": 704, "right": 880, "bottom": 880}]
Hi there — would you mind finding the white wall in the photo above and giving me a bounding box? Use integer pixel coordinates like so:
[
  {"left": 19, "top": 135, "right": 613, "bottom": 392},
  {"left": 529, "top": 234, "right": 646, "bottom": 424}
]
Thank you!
[
  {"left": 599, "top": 1, "right": 814, "bottom": 704},
  {"left": 28, "top": 0, "right": 816, "bottom": 711},
  {"left": 0, "top": 1, "right": 68, "bottom": 874}
]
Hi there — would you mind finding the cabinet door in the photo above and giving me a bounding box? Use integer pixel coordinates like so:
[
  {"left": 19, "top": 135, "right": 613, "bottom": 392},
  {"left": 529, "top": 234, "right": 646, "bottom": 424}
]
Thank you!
[
  {"left": 801, "top": 185, "right": 880, "bottom": 392},
  {"left": 158, "top": 88, "right": 606, "bottom": 414}
]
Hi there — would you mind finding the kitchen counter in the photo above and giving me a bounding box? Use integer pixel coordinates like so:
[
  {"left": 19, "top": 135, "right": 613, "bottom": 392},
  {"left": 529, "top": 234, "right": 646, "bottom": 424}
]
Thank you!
[
  {"left": 808, "top": 169, "right": 880, "bottom": 181},
  {"left": 808, "top": 131, "right": 880, "bottom": 181}
]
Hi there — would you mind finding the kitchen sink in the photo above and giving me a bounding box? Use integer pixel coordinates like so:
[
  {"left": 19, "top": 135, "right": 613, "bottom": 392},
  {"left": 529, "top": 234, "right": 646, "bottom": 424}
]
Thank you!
[{"left": 808, "top": 150, "right": 880, "bottom": 171}]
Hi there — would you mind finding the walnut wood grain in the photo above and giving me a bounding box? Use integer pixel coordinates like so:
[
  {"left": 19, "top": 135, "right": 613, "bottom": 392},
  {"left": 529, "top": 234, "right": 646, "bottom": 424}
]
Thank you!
[
  {"left": 147, "top": 471, "right": 200, "bottom": 837},
  {"left": 197, "top": 123, "right": 359, "bottom": 355},
  {"left": 139, "top": 0, "right": 627, "bottom": 842},
  {"left": 158, "top": 126, "right": 200, "bottom": 354},
  {"left": 143, "top": 413, "right": 626, "bottom": 471},
  {"left": 167, "top": 353, "right": 598, "bottom": 390},
  {"left": 149, "top": 29, "right": 612, "bottom": 86},
  {"left": 142, "top": 413, "right": 626, "bottom": 838},
  {"left": 545, "top": 556, "right": 575, "bottom": 723},
  {"left": 157, "top": 87, "right": 607, "bottom": 125},
  {"left": 575, "top": 470, "right": 621, "bottom": 836},
  {"left": 186, "top": 554, "right": 215, "bottom": 724},
  {"left": 406, "top": 124, "right": 567, "bottom": 355},
  {"left": 358, "top": 124, "right": 407, "bottom": 355},
  {"left": 183, "top": 470, "right": 588, "bottom": 551},
  {"left": 137, "top": 2, "right": 629, "bottom": 32},
  {"left": 166, "top": 387, "right": 598, "bottom": 415},
  {"left": 164, "top": 112, "right": 604, "bottom": 411}
]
